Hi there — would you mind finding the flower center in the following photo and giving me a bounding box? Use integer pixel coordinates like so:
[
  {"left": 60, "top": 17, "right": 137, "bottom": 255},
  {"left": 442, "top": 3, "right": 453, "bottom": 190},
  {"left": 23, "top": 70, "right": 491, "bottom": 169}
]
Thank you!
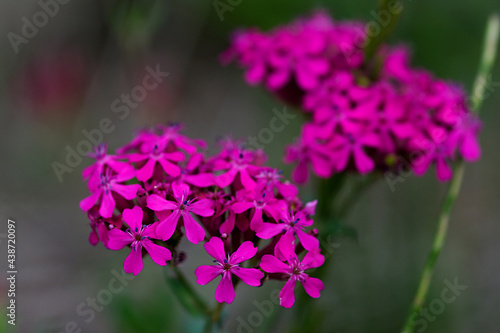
[{"left": 222, "top": 259, "right": 233, "bottom": 270}]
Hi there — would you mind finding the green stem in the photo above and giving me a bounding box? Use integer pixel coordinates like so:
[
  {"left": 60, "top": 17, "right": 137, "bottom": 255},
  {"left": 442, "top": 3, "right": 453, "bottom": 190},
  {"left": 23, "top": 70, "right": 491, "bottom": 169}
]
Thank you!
[
  {"left": 206, "top": 302, "right": 225, "bottom": 332},
  {"left": 401, "top": 14, "right": 499, "bottom": 333},
  {"left": 166, "top": 265, "right": 227, "bottom": 333},
  {"left": 290, "top": 174, "right": 378, "bottom": 333},
  {"left": 400, "top": 163, "right": 465, "bottom": 333},
  {"left": 364, "top": 0, "right": 404, "bottom": 61},
  {"left": 471, "top": 14, "right": 500, "bottom": 112},
  {"left": 166, "top": 265, "right": 210, "bottom": 317}
]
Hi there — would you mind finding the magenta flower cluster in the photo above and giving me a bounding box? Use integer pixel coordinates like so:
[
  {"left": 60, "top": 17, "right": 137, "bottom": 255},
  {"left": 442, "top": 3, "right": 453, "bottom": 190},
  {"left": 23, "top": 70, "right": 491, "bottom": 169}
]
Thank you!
[
  {"left": 222, "top": 11, "right": 482, "bottom": 183},
  {"left": 80, "top": 124, "right": 324, "bottom": 307}
]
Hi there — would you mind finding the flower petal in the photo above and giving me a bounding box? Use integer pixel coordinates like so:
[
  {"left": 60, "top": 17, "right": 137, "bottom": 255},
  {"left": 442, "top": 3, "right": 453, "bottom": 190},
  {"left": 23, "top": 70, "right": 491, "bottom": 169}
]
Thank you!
[
  {"left": 279, "top": 278, "right": 297, "bottom": 308},
  {"left": 276, "top": 233, "right": 297, "bottom": 263},
  {"left": 460, "top": 133, "right": 481, "bottom": 161},
  {"left": 353, "top": 147, "right": 374, "bottom": 174},
  {"left": 256, "top": 223, "right": 285, "bottom": 239},
  {"left": 123, "top": 248, "right": 143, "bottom": 276},
  {"left": 219, "top": 212, "right": 235, "bottom": 235},
  {"left": 260, "top": 255, "right": 290, "bottom": 274},
  {"left": 230, "top": 241, "right": 258, "bottom": 264},
  {"left": 142, "top": 239, "right": 172, "bottom": 266},
  {"left": 204, "top": 237, "right": 226, "bottom": 262},
  {"left": 79, "top": 191, "right": 101, "bottom": 212},
  {"left": 190, "top": 199, "right": 214, "bottom": 217},
  {"left": 296, "top": 229, "right": 320, "bottom": 251},
  {"left": 107, "top": 229, "right": 134, "bottom": 250},
  {"left": 99, "top": 191, "right": 116, "bottom": 218},
  {"left": 215, "top": 273, "right": 235, "bottom": 304},
  {"left": 231, "top": 267, "right": 263, "bottom": 287},
  {"left": 164, "top": 151, "right": 185, "bottom": 162},
  {"left": 436, "top": 158, "right": 453, "bottom": 182},
  {"left": 301, "top": 276, "right": 324, "bottom": 299},
  {"left": 147, "top": 194, "right": 178, "bottom": 211},
  {"left": 182, "top": 212, "right": 206, "bottom": 244},
  {"left": 158, "top": 158, "right": 181, "bottom": 177},
  {"left": 232, "top": 201, "right": 255, "bottom": 214},
  {"left": 89, "top": 229, "right": 99, "bottom": 246},
  {"left": 195, "top": 265, "right": 222, "bottom": 285},
  {"left": 250, "top": 207, "right": 263, "bottom": 231},
  {"left": 301, "top": 248, "right": 325, "bottom": 269},
  {"left": 292, "top": 159, "right": 309, "bottom": 184},
  {"left": 122, "top": 206, "right": 143, "bottom": 231},
  {"left": 215, "top": 168, "right": 238, "bottom": 188},
  {"left": 156, "top": 210, "right": 181, "bottom": 240},
  {"left": 172, "top": 182, "right": 190, "bottom": 200},
  {"left": 239, "top": 168, "right": 256, "bottom": 191},
  {"left": 136, "top": 158, "right": 156, "bottom": 182},
  {"left": 185, "top": 173, "right": 215, "bottom": 187},
  {"left": 112, "top": 183, "right": 140, "bottom": 200}
]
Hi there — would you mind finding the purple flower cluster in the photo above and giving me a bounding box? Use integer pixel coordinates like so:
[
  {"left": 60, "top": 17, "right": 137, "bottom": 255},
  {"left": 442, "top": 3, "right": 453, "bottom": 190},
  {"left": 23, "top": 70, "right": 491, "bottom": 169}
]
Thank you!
[
  {"left": 222, "top": 11, "right": 482, "bottom": 183},
  {"left": 80, "top": 124, "right": 324, "bottom": 307}
]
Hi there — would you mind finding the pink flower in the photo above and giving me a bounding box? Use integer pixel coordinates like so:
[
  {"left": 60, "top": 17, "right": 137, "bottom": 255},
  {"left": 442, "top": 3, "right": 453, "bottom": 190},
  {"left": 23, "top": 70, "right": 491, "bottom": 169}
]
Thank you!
[
  {"left": 82, "top": 144, "right": 132, "bottom": 180},
  {"left": 79, "top": 169, "right": 141, "bottom": 218},
  {"left": 213, "top": 149, "right": 260, "bottom": 190},
  {"left": 266, "top": 28, "right": 329, "bottom": 90},
  {"left": 328, "top": 131, "right": 380, "bottom": 174},
  {"left": 195, "top": 237, "right": 264, "bottom": 304},
  {"left": 129, "top": 138, "right": 185, "bottom": 181},
  {"left": 231, "top": 188, "right": 286, "bottom": 231},
  {"left": 285, "top": 125, "right": 333, "bottom": 184},
  {"left": 449, "top": 113, "right": 482, "bottom": 162},
  {"left": 363, "top": 83, "right": 414, "bottom": 152},
  {"left": 410, "top": 131, "right": 456, "bottom": 182},
  {"left": 173, "top": 153, "right": 215, "bottom": 188},
  {"left": 147, "top": 182, "right": 214, "bottom": 244},
  {"left": 222, "top": 29, "right": 272, "bottom": 86},
  {"left": 382, "top": 46, "right": 413, "bottom": 82},
  {"left": 225, "top": 11, "right": 482, "bottom": 183},
  {"left": 156, "top": 123, "right": 207, "bottom": 154},
  {"left": 260, "top": 235, "right": 325, "bottom": 308},
  {"left": 303, "top": 71, "right": 370, "bottom": 129},
  {"left": 254, "top": 168, "right": 298, "bottom": 198},
  {"left": 107, "top": 206, "right": 172, "bottom": 275},
  {"left": 256, "top": 207, "right": 319, "bottom": 251},
  {"left": 87, "top": 209, "right": 122, "bottom": 247}
]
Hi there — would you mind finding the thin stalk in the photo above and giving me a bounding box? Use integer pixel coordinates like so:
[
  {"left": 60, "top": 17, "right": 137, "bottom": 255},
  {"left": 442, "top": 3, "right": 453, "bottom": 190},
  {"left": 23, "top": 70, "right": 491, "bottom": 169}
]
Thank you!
[
  {"left": 204, "top": 302, "right": 225, "bottom": 333},
  {"left": 166, "top": 265, "right": 210, "bottom": 316},
  {"left": 291, "top": 174, "right": 379, "bottom": 332},
  {"left": 401, "top": 14, "right": 499, "bottom": 333},
  {"left": 166, "top": 265, "right": 227, "bottom": 333},
  {"left": 364, "top": 0, "right": 404, "bottom": 61},
  {"left": 400, "top": 163, "right": 465, "bottom": 333}
]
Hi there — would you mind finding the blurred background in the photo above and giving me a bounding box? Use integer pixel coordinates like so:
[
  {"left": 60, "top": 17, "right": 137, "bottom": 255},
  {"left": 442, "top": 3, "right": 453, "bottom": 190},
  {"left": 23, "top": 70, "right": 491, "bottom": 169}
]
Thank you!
[{"left": 0, "top": 0, "right": 499, "bottom": 332}]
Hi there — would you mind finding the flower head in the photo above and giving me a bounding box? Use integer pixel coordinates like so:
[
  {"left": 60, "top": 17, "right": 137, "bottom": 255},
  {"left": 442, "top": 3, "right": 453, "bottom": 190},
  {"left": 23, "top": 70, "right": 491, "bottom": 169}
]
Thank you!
[
  {"left": 107, "top": 206, "right": 172, "bottom": 275},
  {"left": 260, "top": 234, "right": 325, "bottom": 308},
  {"left": 195, "top": 237, "right": 264, "bottom": 304},
  {"left": 81, "top": 125, "right": 324, "bottom": 307},
  {"left": 147, "top": 182, "right": 214, "bottom": 244},
  {"left": 224, "top": 10, "right": 482, "bottom": 182}
]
